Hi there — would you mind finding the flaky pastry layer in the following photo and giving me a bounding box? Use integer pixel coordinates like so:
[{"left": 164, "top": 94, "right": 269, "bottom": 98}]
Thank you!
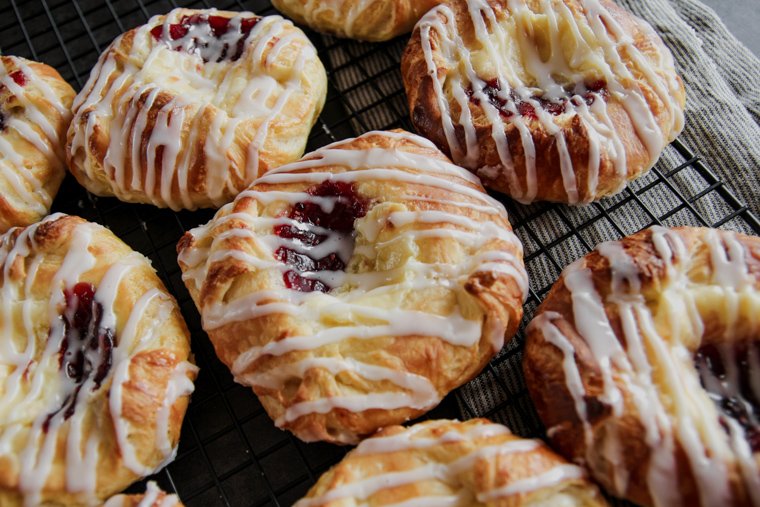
[
  {"left": 296, "top": 419, "right": 608, "bottom": 506},
  {"left": 273, "top": 0, "right": 441, "bottom": 41}
]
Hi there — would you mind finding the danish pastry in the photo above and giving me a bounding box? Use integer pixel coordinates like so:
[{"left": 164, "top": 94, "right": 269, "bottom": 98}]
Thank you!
[
  {"left": 295, "top": 419, "right": 608, "bottom": 506},
  {"left": 524, "top": 226, "right": 760, "bottom": 506},
  {"left": 67, "top": 8, "right": 327, "bottom": 211},
  {"left": 402, "top": 0, "right": 685, "bottom": 204},
  {"left": 0, "top": 56, "right": 74, "bottom": 232},
  {"left": 103, "top": 482, "right": 183, "bottom": 507},
  {"left": 177, "top": 130, "right": 527, "bottom": 444},
  {"left": 0, "top": 214, "right": 197, "bottom": 506},
  {"left": 272, "top": 0, "right": 441, "bottom": 41}
]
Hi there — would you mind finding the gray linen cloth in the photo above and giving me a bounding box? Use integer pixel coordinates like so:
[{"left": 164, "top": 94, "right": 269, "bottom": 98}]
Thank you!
[
  {"left": 319, "top": 0, "right": 760, "bottom": 434},
  {"left": 621, "top": 0, "right": 760, "bottom": 216}
]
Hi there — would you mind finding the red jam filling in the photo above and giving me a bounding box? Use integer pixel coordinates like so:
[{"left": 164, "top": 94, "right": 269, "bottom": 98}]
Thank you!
[
  {"left": 695, "top": 343, "right": 760, "bottom": 451},
  {"left": 274, "top": 181, "right": 369, "bottom": 293},
  {"left": 150, "top": 14, "right": 260, "bottom": 63},
  {"left": 0, "top": 71, "right": 27, "bottom": 131},
  {"left": 467, "top": 79, "right": 608, "bottom": 120},
  {"left": 9, "top": 70, "right": 26, "bottom": 87},
  {"left": 43, "top": 283, "right": 114, "bottom": 432}
]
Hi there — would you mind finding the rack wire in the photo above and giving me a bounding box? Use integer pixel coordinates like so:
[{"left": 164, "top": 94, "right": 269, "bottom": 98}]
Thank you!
[{"left": 2, "top": 1, "right": 759, "bottom": 506}]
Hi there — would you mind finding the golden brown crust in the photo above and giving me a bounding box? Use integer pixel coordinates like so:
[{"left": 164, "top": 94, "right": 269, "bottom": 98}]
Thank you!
[
  {"left": 0, "top": 214, "right": 196, "bottom": 506},
  {"left": 0, "top": 56, "right": 74, "bottom": 232},
  {"left": 524, "top": 227, "right": 760, "bottom": 506},
  {"left": 177, "top": 130, "right": 526, "bottom": 444},
  {"left": 296, "top": 419, "right": 609, "bottom": 506},
  {"left": 272, "top": 0, "right": 442, "bottom": 41},
  {"left": 66, "top": 8, "right": 327, "bottom": 211},
  {"left": 401, "top": 0, "right": 686, "bottom": 204},
  {"left": 102, "top": 483, "right": 183, "bottom": 507}
]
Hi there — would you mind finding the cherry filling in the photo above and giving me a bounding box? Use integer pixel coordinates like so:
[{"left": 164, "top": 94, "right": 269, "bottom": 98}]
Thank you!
[
  {"left": 43, "top": 283, "right": 114, "bottom": 432},
  {"left": 695, "top": 342, "right": 760, "bottom": 451},
  {"left": 274, "top": 181, "right": 369, "bottom": 293},
  {"left": 466, "top": 79, "right": 609, "bottom": 120},
  {"left": 0, "top": 70, "right": 26, "bottom": 131},
  {"left": 9, "top": 70, "right": 26, "bottom": 87},
  {"left": 150, "top": 14, "right": 261, "bottom": 63}
]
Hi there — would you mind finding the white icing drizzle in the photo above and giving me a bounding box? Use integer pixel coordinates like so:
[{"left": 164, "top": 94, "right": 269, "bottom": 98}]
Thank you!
[
  {"left": 180, "top": 130, "right": 527, "bottom": 441},
  {"left": 530, "top": 227, "right": 760, "bottom": 506},
  {"left": 477, "top": 464, "right": 584, "bottom": 501},
  {"left": 0, "top": 216, "right": 194, "bottom": 504},
  {"left": 415, "top": 0, "right": 684, "bottom": 203},
  {"left": 0, "top": 57, "right": 71, "bottom": 215},
  {"left": 282, "top": 0, "right": 373, "bottom": 38},
  {"left": 69, "top": 8, "right": 320, "bottom": 210},
  {"left": 295, "top": 421, "right": 585, "bottom": 507},
  {"left": 103, "top": 481, "right": 181, "bottom": 507}
]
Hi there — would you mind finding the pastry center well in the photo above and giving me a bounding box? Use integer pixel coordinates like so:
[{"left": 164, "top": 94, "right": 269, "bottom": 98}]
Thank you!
[
  {"left": 44, "top": 282, "right": 114, "bottom": 431},
  {"left": 274, "top": 181, "right": 369, "bottom": 293},
  {"left": 695, "top": 342, "right": 760, "bottom": 451}
]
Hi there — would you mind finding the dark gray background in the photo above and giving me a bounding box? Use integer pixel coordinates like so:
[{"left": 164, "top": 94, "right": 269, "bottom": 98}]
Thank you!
[{"left": 702, "top": 0, "right": 759, "bottom": 55}]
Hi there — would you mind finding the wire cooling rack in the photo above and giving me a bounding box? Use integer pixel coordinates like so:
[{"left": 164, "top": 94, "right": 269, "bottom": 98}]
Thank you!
[{"left": 3, "top": 0, "right": 760, "bottom": 506}]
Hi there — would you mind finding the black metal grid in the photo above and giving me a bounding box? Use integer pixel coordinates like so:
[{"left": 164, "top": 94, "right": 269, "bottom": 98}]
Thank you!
[{"left": 2, "top": 1, "right": 759, "bottom": 506}]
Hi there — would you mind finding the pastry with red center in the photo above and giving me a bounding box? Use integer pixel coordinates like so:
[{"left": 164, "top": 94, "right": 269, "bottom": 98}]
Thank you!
[
  {"left": 177, "top": 130, "right": 527, "bottom": 444},
  {"left": 402, "top": 0, "right": 685, "bottom": 204},
  {"left": 524, "top": 226, "right": 760, "bottom": 506},
  {"left": 0, "top": 56, "right": 74, "bottom": 232},
  {"left": 67, "top": 8, "right": 327, "bottom": 211},
  {"left": 0, "top": 214, "right": 196, "bottom": 506}
]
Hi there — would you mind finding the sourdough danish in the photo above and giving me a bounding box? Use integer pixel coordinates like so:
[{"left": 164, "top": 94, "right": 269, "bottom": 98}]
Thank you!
[
  {"left": 178, "top": 130, "right": 527, "bottom": 444},
  {"left": 0, "top": 214, "right": 197, "bottom": 506},
  {"left": 67, "top": 8, "right": 327, "bottom": 210},
  {"left": 272, "top": 0, "right": 441, "bottom": 41},
  {"left": 524, "top": 226, "right": 760, "bottom": 506},
  {"left": 296, "top": 419, "right": 608, "bottom": 506},
  {"left": 0, "top": 56, "right": 74, "bottom": 231},
  {"left": 402, "top": 0, "right": 685, "bottom": 204}
]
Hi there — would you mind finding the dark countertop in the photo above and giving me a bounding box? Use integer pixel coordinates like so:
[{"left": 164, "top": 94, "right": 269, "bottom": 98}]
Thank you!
[{"left": 701, "top": 0, "right": 759, "bottom": 56}]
